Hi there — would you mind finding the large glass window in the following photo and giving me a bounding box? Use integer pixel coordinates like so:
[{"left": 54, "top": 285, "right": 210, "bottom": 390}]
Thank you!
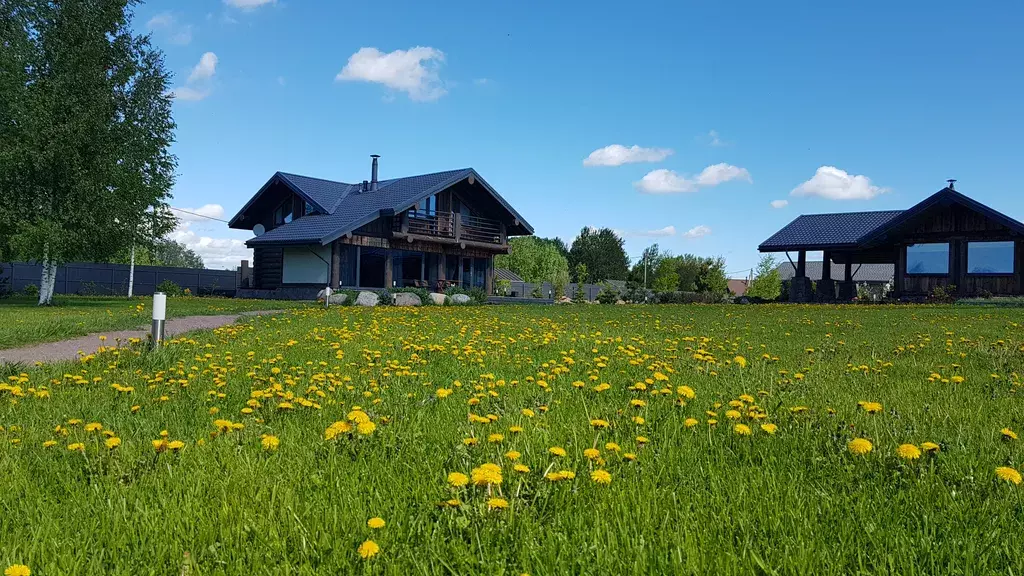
[
  {"left": 968, "top": 241, "right": 1015, "bottom": 274},
  {"left": 274, "top": 200, "right": 293, "bottom": 225},
  {"left": 906, "top": 243, "right": 949, "bottom": 275},
  {"left": 416, "top": 195, "right": 436, "bottom": 215}
]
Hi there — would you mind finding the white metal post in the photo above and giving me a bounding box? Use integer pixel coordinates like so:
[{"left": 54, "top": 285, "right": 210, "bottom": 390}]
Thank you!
[
  {"left": 128, "top": 244, "right": 136, "bottom": 298},
  {"left": 151, "top": 292, "right": 166, "bottom": 347}
]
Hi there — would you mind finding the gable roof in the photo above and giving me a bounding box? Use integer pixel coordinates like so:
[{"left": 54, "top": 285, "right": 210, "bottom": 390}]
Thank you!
[
  {"left": 760, "top": 186, "right": 1024, "bottom": 253},
  {"left": 775, "top": 261, "right": 894, "bottom": 283},
  {"left": 759, "top": 210, "right": 905, "bottom": 251},
  {"left": 230, "top": 168, "right": 534, "bottom": 246},
  {"left": 495, "top": 268, "right": 524, "bottom": 283}
]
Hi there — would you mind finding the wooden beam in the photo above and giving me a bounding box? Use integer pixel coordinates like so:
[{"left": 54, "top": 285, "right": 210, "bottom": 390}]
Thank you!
[
  {"left": 484, "top": 257, "right": 493, "bottom": 295},
  {"left": 330, "top": 241, "right": 340, "bottom": 290},
  {"left": 821, "top": 251, "right": 832, "bottom": 281},
  {"left": 844, "top": 260, "right": 852, "bottom": 282},
  {"left": 355, "top": 246, "right": 361, "bottom": 288},
  {"left": 383, "top": 250, "right": 393, "bottom": 288},
  {"left": 796, "top": 251, "right": 807, "bottom": 277}
]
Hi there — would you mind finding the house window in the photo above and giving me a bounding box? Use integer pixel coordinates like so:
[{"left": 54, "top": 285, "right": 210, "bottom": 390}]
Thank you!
[
  {"left": 968, "top": 241, "right": 1015, "bottom": 274},
  {"left": 906, "top": 243, "right": 949, "bottom": 275},
  {"left": 274, "top": 200, "right": 293, "bottom": 225},
  {"left": 416, "top": 195, "right": 436, "bottom": 215}
]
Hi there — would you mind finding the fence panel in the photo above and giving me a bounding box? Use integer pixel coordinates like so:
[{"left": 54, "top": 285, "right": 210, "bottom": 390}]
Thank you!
[{"left": 1, "top": 262, "right": 238, "bottom": 297}]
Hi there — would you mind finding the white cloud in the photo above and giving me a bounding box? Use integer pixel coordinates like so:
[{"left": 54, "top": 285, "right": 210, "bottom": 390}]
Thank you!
[
  {"left": 336, "top": 47, "right": 447, "bottom": 101},
  {"left": 167, "top": 86, "right": 209, "bottom": 101},
  {"left": 696, "top": 163, "right": 752, "bottom": 187},
  {"left": 791, "top": 166, "right": 887, "bottom": 200},
  {"left": 770, "top": 199, "right": 789, "bottom": 209},
  {"left": 188, "top": 52, "right": 218, "bottom": 83},
  {"left": 169, "top": 53, "right": 218, "bottom": 102},
  {"left": 634, "top": 163, "right": 751, "bottom": 194},
  {"left": 223, "top": 0, "right": 275, "bottom": 9},
  {"left": 168, "top": 204, "right": 250, "bottom": 269},
  {"left": 708, "top": 130, "right": 726, "bottom": 147},
  {"left": 614, "top": 225, "right": 677, "bottom": 238},
  {"left": 682, "top": 225, "right": 711, "bottom": 239},
  {"left": 146, "top": 12, "right": 192, "bottom": 45},
  {"left": 583, "top": 144, "right": 673, "bottom": 167}
]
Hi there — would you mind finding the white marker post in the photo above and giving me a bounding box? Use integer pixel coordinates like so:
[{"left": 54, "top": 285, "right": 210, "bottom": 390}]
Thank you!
[
  {"left": 152, "top": 292, "right": 166, "bottom": 347},
  {"left": 324, "top": 286, "right": 332, "bottom": 309}
]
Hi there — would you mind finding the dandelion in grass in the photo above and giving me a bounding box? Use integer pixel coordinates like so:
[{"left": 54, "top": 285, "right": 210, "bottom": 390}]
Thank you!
[
  {"left": 168, "top": 440, "right": 185, "bottom": 452},
  {"left": 684, "top": 418, "right": 699, "bottom": 428},
  {"left": 760, "top": 423, "right": 778, "bottom": 435},
  {"left": 848, "top": 438, "right": 872, "bottom": 455},
  {"left": 487, "top": 497, "right": 509, "bottom": 510},
  {"left": 447, "top": 472, "right": 469, "bottom": 487},
  {"left": 590, "top": 419, "right": 609, "bottom": 429},
  {"left": 4, "top": 565, "right": 30, "bottom": 576},
  {"left": 605, "top": 442, "right": 621, "bottom": 452},
  {"left": 367, "top": 517, "right": 385, "bottom": 529},
  {"left": 261, "top": 435, "right": 280, "bottom": 451},
  {"left": 859, "top": 401, "right": 883, "bottom": 414},
  {"left": 105, "top": 437, "right": 121, "bottom": 449},
  {"left": 921, "top": 442, "right": 940, "bottom": 453},
  {"left": 733, "top": 355, "right": 747, "bottom": 368},
  {"left": 513, "top": 464, "right": 530, "bottom": 473},
  {"left": 725, "top": 410, "right": 741, "bottom": 420},
  {"left": 84, "top": 422, "right": 102, "bottom": 432},
  {"left": 636, "top": 436, "right": 649, "bottom": 444},
  {"left": 357, "top": 421, "right": 376, "bottom": 435},
  {"left": 521, "top": 408, "right": 535, "bottom": 418},
  {"left": 67, "top": 442, "right": 85, "bottom": 452},
  {"left": 734, "top": 424, "right": 752, "bottom": 436},
  {"left": 471, "top": 463, "right": 503, "bottom": 486},
  {"left": 623, "top": 452, "right": 637, "bottom": 461},
  {"left": 584, "top": 448, "right": 600, "bottom": 461},
  {"left": 436, "top": 388, "right": 453, "bottom": 398},
  {"left": 505, "top": 450, "right": 521, "bottom": 461},
  {"left": 42, "top": 440, "right": 57, "bottom": 448},
  {"left": 548, "top": 446, "right": 566, "bottom": 457},
  {"left": 996, "top": 466, "right": 1022, "bottom": 485},
  {"left": 896, "top": 444, "right": 921, "bottom": 460},
  {"left": 1002, "top": 428, "right": 1018, "bottom": 441},
  {"left": 591, "top": 469, "right": 612, "bottom": 485},
  {"left": 358, "top": 539, "right": 380, "bottom": 559}
]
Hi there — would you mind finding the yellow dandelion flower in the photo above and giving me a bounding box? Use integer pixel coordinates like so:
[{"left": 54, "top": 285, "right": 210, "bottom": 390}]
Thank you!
[
  {"left": 42, "top": 440, "right": 57, "bottom": 448},
  {"left": 733, "top": 424, "right": 752, "bottom": 436},
  {"left": 604, "top": 442, "right": 621, "bottom": 452},
  {"left": 84, "top": 422, "right": 102, "bottom": 432},
  {"left": 590, "top": 469, "right": 612, "bottom": 485},
  {"left": 590, "top": 419, "right": 609, "bottom": 429},
  {"left": 513, "top": 463, "right": 530, "bottom": 473},
  {"left": 548, "top": 446, "right": 567, "bottom": 457},
  {"left": 583, "top": 448, "right": 600, "bottom": 460},
  {"left": 896, "top": 444, "right": 921, "bottom": 460},
  {"left": 471, "top": 463, "right": 503, "bottom": 486},
  {"left": 367, "top": 517, "right": 385, "bottom": 529},
  {"left": 168, "top": 440, "right": 185, "bottom": 452},
  {"left": 447, "top": 472, "right": 469, "bottom": 487},
  {"left": 725, "top": 410, "right": 741, "bottom": 420},
  {"left": 760, "top": 423, "right": 778, "bottom": 435},
  {"left": 105, "top": 437, "right": 122, "bottom": 449},
  {"left": 261, "top": 435, "right": 280, "bottom": 451},
  {"left": 684, "top": 418, "right": 699, "bottom": 428},
  {"left": 733, "top": 355, "right": 747, "bottom": 368},
  {"left": 1002, "top": 428, "right": 1018, "bottom": 441},
  {"left": 848, "top": 438, "right": 873, "bottom": 455},
  {"left": 921, "top": 441, "right": 940, "bottom": 453},
  {"left": 996, "top": 466, "right": 1022, "bottom": 485},
  {"left": 357, "top": 421, "right": 376, "bottom": 435},
  {"left": 67, "top": 442, "right": 85, "bottom": 452},
  {"left": 487, "top": 497, "right": 509, "bottom": 510},
  {"left": 505, "top": 450, "right": 521, "bottom": 461},
  {"left": 4, "top": 565, "right": 31, "bottom": 576},
  {"left": 357, "top": 539, "right": 380, "bottom": 559}
]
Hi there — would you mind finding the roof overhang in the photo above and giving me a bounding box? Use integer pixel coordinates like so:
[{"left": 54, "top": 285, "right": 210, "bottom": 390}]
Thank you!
[{"left": 228, "top": 172, "right": 331, "bottom": 230}]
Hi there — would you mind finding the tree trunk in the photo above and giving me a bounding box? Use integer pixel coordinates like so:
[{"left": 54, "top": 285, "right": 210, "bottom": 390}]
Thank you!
[
  {"left": 38, "top": 245, "right": 57, "bottom": 305},
  {"left": 128, "top": 244, "right": 136, "bottom": 298}
]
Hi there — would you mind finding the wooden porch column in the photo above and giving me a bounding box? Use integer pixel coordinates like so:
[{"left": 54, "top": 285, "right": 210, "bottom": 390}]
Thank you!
[
  {"left": 437, "top": 252, "right": 446, "bottom": 282},
  {"left": 844, "top": 260, "right": 853, "bottom": 281},
  {"left": 894, "top": 245, "right": 905, "bottom": 298},
  {"left": 821, "top": 251, "right": 832, "bottom": 281},
  {"left": 484, "top": 257, "right": 493, "bottom": 295},
  {"left": 355, "top": 246, "right": 361, "bottom": 288},
  {"left": 383, "top": 250, "right": 393, "bottom": 288},
  {"left": 330, "top": 241, "right": 340, "bottom": 290},
  {"left": 454, "top": 212, "right": 462, "bottom": 242},
  {"left": 796, "top": 250, "right": 807, "bottom": 277}
]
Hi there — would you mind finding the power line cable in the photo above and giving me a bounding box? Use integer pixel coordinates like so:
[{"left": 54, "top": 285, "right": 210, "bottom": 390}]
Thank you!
[{"left": 169, "top": 206, "right": 229, "bottom": 223}]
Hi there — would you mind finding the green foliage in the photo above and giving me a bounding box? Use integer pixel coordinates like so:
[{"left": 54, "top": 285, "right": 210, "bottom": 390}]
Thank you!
[
  {"left": 444, "top": 286, "right": 487, "bottom": 305},
  {"left": 745, "top": 255, "right": 781, "bottom": 300},
  {"left": 0, "top": 0, "right": 178, "bottom": 303},
  {"left": 627, "top": 244, "right": 662, "bottom": 286},
  {"left": 551, "top": 267, "right": 569, "bottom": 300},
  {"left": 112, "top": 239, "right": 205, "bottom": 269},
  {"left": 388, "top": 287, "right": 432, "bottom": 305},
  {"left": 156, "top": 279, "right": 182, "bottom": 297},
  {"left": 655, "top": 291, "right": 723, "bottom": 304},
  {"left": 568, "top": 227, "right": 629, "bottom": 282},
  {"left": 595, "top": 282, "right": 620, "bottom": 305},
  {"left": 530, "top": 285, "right": 543, "bottom": 299},
  {"left": 651, "top": 258, "right": 680, "bottom": 293},
  {"left": 22, "top": 283, "right": 39, "bottom": 298},
  {"left": 494, "top": 236, "right": 570, "bottom": 285},
  {"left": 494, "top": 279, "right": 511, "bottom": 297},
  {"left": 573, "top": 263, "right": 588, "bottom": 285},
  {"left": 929, "top": 284, "right": 958, "bottom": 303}
]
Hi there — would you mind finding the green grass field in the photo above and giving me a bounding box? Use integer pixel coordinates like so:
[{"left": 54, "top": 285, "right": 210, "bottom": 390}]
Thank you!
[
  {"left": 0, "top": 295, "right": 305, "bottom": 349},
  {"left": 1, "top": 303, "right": 1023, "bottom": 575}
]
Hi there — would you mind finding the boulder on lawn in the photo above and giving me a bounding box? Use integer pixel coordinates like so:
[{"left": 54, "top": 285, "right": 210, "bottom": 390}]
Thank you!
[
  {"left": 557, "top": 296, "right": 572, "bottom": 304},
  {"left": 328, "top": 293, "right": 348, "bottom": 305},
  {"left": 450, "top": 293, "right": 471, "bottom": 305},
  {"left": 393, "top": 292, "right": 422, "bottom": 306},
  {"left": 428, "top": 292, "right": 447, "bottom": 305},
  {"left": 355, "top": 291, "right": 380, "bottom": 307}
]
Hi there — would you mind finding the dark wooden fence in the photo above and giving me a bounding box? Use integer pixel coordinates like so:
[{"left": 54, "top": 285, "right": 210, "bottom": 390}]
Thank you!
[{"left": 0, "top": 262, "right": 238, "bottom": 297}]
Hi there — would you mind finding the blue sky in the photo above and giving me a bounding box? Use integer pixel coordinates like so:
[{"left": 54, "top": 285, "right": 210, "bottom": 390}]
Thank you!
[{"left": 145, "top": 1, "right": 1024, "bottom": 272}]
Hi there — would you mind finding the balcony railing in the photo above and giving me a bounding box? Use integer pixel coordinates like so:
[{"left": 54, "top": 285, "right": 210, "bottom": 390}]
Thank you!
[{"left": 393, "top": 210, "right": 505, "bottom": 247}]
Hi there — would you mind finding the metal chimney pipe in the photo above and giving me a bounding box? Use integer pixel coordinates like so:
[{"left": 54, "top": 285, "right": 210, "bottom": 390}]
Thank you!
[{"left": 370, "top": 154, "right": 380, "bottom": 190}]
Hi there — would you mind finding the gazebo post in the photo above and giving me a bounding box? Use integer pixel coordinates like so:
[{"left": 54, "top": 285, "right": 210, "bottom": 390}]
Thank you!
[
  {"left": 839, "top": 259, "right": 856, "bottom": 301},
  {"left": 789, "top": 250, "right": 812, "bottom": 302},
  {"left": 818, "top": 250, "right": 835, "bottom": 302}
]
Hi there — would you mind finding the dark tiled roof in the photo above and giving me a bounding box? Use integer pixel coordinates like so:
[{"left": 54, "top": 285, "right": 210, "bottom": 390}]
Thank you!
[
  {"left": 775, "top": 261, "right": 894, "bottom": 283},
  {"left": 241, "top": 168, "right": 533, "bottom": 246},
  {"left": 494, "top": 268, "right": 524, "bottom": 282},
  {"left": 759, "top": 210, "right": 904, "bottom": 251}
]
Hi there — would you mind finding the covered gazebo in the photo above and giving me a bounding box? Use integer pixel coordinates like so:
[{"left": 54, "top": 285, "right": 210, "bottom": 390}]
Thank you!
[{"left": 759, "top": 184, "right": 1024, "bottom": 302}]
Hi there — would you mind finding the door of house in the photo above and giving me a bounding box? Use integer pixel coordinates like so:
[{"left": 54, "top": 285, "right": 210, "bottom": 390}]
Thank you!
[{"left": 462, "top": 258, "right": 473, "bottom": 287}]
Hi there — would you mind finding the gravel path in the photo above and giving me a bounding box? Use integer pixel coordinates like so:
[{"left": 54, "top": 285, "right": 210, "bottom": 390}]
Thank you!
[{"left": 0, "top": 310, "right": 284, "bottom": 366}]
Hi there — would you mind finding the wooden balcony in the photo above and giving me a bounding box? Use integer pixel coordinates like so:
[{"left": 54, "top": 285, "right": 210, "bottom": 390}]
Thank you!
[{"left": 392, "top": 210, "right": 507, "bottom": 250}]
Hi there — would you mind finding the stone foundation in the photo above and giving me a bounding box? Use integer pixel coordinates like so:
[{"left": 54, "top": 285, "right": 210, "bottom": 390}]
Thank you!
[
  {"left": 815, "top": 279, "right": 836, "bottom": 302},
  {"left": 789, "top": 277, "right": 813, "bottom": 303},
  {"left": 838, "top": 281, "right": 857, "bottom": 301}
]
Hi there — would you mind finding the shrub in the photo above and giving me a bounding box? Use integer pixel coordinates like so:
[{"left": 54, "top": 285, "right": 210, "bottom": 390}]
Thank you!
[
  {"left": 23, "top": 283, "right": 39, "bottom": 298},
  {"left": 495, "top": 279, "right": 511, "bottom": 297},
  {"left": 444, "top": 286, "right": 487, "bottom": 305},
  {"left": 573, "top": 283, "right": 586, "bottom": 302},
  {"left": 929, "top": 284, "right": 957, "bottom": 304},
  {"left": 377, "top": 290, "right": 394, "bottom": 306},
  {"left": 338, "top": 289, "right": 359, "bottom": 306},
  {"left": 0, "top": 265, "right": 11, "bottom": 298},
  {"left": 595, "top": 282, "right": 620, "bottom": 305},
  {"left": 530, "top": 285, "right": 543, "bottom": 299},
  {"left": 622, "top": 281, "right": 650, "bottom": 303},
  {"left": 655, "top": 291, "right": 722, "bottom": 304},
  {"left": 156, "top": 279, "right": 182, "bottom": 296}
]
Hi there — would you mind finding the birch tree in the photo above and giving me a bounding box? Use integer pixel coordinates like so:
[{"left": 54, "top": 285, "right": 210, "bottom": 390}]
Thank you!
[{"left": 0, "top": 0, "right": 177, "bottom": 304}]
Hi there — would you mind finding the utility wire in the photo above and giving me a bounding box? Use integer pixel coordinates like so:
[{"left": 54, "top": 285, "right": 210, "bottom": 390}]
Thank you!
[{"left": 169, "top": 206, "right": 230, "bottom": 223}]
